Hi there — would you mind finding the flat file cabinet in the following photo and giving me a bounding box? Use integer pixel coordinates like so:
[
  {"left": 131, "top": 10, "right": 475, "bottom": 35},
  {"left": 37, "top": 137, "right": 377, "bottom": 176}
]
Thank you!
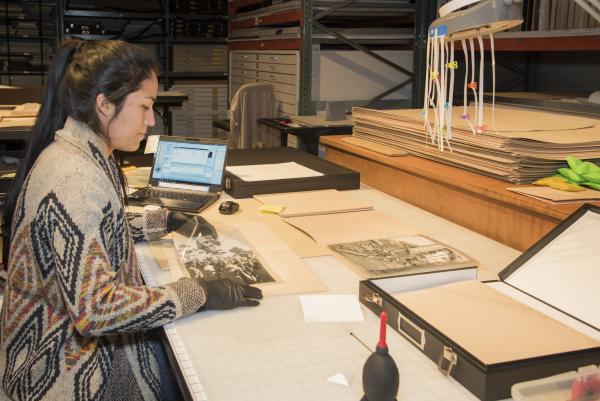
[{"left": 229, "top": 50, "right": 300, "bottom": 116}]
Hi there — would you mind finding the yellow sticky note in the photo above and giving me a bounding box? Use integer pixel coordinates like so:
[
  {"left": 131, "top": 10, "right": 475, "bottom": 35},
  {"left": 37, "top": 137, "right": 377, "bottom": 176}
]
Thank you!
[
  {"left": 121, "top": 165, "right": 137, "bottom": 173},
  {"left": 259, "top": 204, "right": 285, "bottom": 214}
]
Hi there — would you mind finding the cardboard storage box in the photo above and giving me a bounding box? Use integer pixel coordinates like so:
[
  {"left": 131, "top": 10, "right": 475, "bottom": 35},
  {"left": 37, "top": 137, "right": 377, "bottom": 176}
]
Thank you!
[
  {"left": 359, "top": 204, "right": 600, "bottom": 401},
  {"left": 224, "top": 147, "right": 360, "bottom": 198}
]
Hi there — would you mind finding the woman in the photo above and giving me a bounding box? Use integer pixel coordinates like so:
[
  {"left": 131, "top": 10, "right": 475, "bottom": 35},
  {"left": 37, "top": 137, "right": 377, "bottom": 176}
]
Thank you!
[{"left": 0, "top": 40, "right": 262, "bottom": 401}]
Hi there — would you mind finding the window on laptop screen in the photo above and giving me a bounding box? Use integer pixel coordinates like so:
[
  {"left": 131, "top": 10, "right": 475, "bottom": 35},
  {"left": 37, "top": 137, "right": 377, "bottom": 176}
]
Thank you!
[{"left": 152, "top": 140, "right": 227, "bottom": 186}]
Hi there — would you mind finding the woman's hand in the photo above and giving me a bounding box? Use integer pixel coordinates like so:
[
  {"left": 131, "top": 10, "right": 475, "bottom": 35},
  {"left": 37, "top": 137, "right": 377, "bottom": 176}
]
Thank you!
[{"left": 199, "top": 279, "right": 263, "bottom": 310}]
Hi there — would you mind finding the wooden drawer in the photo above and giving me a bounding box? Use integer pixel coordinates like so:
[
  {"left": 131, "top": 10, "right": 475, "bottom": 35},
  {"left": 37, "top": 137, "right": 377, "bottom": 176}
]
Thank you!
[
  {"left": 231, "top": 61, "right": 259, "bottom": 71},
  {"left": 231, "top": 67, "right": 258, "bottom": 79},
  {"left": 257, "top": 53, "right": 297, "bottom": 65},
  {"left": 258, "top": 71, "right": 296, "bottom": 85},
  {"left": 257, "top": 62, "right": 296, "bottom": 75},
  {"left": 231, "top": 53, "right": 258, "bottom": 63},
  {"left": 273, "top": 90, "right": 297, "bottom": 105}
]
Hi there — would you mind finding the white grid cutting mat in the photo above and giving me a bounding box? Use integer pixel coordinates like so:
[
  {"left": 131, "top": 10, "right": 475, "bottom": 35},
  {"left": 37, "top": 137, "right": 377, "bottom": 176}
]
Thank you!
[{"left": 137, "top": 245, "right": 484, "bottom": 401}]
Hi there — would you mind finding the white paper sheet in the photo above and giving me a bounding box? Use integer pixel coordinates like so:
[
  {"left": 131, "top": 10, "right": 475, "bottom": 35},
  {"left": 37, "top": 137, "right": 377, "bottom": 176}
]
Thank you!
[
  {"left": 504, "top": 210, "right": 600, "bottom": 330},
  {"left": 326, "top": 372, "right": 353, "bottom": 387},
  {"left": 144, "top": 135, "right": 160, "bottom": 154},
  {"left": 299, "top": 295, "right": 364, "bottom": 322},
  {"left": 226, "top": 162, "right": 323, "bottom": 182}
]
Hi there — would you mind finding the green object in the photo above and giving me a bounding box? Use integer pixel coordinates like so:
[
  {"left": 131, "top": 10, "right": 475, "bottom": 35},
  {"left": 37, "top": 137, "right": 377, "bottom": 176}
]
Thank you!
[
  {"left": 558, "top": 167, "right": 585, "bottom": 183},
  {"left": 581, "top": 171, "right": 600, "bottom": 182},
  {"left": 557, "top": 156, "right": 600, "bottom": 190},
  {"left": 583, "top": 181, "right": 600, "bottom": 190},
  {"left": 566, "top": 156, "right": 600, "bottom": 181},
  {"left": 566, "top": 156, "right": 583, "bottom": 171}
]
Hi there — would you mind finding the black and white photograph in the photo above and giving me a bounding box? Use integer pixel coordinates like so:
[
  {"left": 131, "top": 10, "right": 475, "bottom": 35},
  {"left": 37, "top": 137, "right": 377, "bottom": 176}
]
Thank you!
[
  {"left": 330, "top": 235, "right": 475, "bottom": 276},
  {"left": 174, "top": 232, "right": 277, "bottom": 285}
]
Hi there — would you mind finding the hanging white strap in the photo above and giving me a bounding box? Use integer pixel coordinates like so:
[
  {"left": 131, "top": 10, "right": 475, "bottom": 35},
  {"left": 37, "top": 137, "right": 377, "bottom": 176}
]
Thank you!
[
  {"left": 423, "top": 38, "right": 434, "bottom": 143},
  {"left": 426, "top": 35, "right": 439, "bottom": 143},
  {"left": 489, "top": 32, "right": 497, "bottom": 134},
  {"left": 461, "top": 39, "right": 469, "bottom": 120},
  {"left": 468, "top": 37, "right": 478, "bottom": 131},
  {"left": 433, "top": 37, "right": 443, "bottom": 147},
  {"left": 439, "top": 36, "right": 446, "bottom": 149},
  {"left": 427, "top": 37, "right": 436, "bottom": 109},
  {"left": 447, "top": 41, "right": 455, "bottom": 141},
  {"left": 476, "top": 35, "right": 485, "bottom": 133}
]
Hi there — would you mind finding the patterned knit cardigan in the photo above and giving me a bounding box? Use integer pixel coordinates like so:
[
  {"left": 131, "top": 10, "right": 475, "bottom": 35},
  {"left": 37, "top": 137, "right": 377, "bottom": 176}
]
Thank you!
[{"left": 0, "top": 118, "right": 206, "bottom": 401}]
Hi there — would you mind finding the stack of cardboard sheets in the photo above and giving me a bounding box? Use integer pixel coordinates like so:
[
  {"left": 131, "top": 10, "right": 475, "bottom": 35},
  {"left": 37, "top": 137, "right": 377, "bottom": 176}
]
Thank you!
[
  {"left": 172, "top": 45, "right": 228, "bottom": 73},
  {"left": 352, "top": 105, "right": 600, "bottom": 183}
]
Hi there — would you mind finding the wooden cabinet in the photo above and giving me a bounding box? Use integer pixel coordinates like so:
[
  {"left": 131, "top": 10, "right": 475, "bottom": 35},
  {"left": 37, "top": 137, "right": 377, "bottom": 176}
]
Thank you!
[{"left": 320, "top": 135, "right": 600, "bottom": 251}]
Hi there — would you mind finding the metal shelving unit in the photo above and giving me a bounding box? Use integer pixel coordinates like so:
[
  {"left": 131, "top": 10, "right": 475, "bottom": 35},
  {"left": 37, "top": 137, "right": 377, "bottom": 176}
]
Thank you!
[
  {"left": 60, "top": 0, "right": 229, "bottom": 89},
  {"left": 299, "top": 0, "right": 312, "bottom": 115},
  {"left": 228, "top": 0, "right": 423, "bottom": 115},
  {"left": 412, "top": 0, "right": 437, "bottom": 109},
  {"left": 162, "top": 71, "right": 227, "bottom": 79},
  {"left": 477, "top": 28, "right": 600, "bottom": 51},
  {"left": 1, "top": 0, "right": 61, "bottom": 86},
  {"left": 63, "top": 10, "right": 164, "bottom": 19},
  {"left": 450, "top": 0, "right": 600, "bottom": 101},
  {"left": 170, "top": 37, "right": 227, "bottom": 44},
  {"left": 229, "top": 0, "right": 600, "bottom": 114},
  {"left": 59, "top": 1, "right": 229, "bottom": 138}
]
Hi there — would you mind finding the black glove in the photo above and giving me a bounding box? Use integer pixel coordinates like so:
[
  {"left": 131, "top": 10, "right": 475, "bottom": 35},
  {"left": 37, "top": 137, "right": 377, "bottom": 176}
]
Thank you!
[
  {"left": 199, "top": 278, "right": 263, "bottom": 310},
  {"left": 167, "top": 211, "right": 217, "bottom": 238}
]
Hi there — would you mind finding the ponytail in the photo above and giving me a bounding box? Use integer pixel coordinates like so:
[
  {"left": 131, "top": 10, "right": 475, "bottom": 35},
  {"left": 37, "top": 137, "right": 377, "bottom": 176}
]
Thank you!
[
  {"left": 2, "top": 41, "right": 78, "bottom": 266},
  {"left": 2, "top": 40, "right": 157, "bottom": 268}
]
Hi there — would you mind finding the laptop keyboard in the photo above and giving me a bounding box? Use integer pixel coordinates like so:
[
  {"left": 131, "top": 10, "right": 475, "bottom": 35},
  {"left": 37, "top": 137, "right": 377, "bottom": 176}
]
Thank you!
[{"left": 148, "top": 188, "right": 214, "bottom": 203}]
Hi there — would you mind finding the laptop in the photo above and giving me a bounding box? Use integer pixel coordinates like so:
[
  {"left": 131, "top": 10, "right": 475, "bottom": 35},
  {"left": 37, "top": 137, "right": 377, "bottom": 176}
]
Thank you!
[{"left": 128, "top": 136, "right": 229, "bottom": 213}]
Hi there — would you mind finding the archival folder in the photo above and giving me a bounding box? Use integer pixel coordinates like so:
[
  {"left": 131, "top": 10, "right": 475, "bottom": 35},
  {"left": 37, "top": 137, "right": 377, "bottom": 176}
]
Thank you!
[
  {"left": 359, "top": 204, "right": 600, "bottom": 401},
  {"left": 223, "top": 147, "right": 360, "bottom": 198}
]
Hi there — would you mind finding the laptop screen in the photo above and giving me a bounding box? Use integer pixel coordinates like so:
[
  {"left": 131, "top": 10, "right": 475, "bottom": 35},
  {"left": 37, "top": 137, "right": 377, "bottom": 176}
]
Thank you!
[{"left": 151, "top": 137, "right": 228, "bottom": 187}]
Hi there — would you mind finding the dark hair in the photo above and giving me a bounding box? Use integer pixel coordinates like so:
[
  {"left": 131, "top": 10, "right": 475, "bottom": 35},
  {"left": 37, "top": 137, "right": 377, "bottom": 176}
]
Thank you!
[{"left": 2, "top": 40, "right": 158, "bottom": 267}]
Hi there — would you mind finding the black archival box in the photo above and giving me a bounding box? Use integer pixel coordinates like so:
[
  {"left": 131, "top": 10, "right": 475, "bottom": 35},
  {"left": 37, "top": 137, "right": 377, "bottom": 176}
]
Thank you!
[
  {"left": 359, "top": 204, "right": 600, "bottom": 401},
  {"left": 223, "top": 147, "right": 360, "bottom": 198}
]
